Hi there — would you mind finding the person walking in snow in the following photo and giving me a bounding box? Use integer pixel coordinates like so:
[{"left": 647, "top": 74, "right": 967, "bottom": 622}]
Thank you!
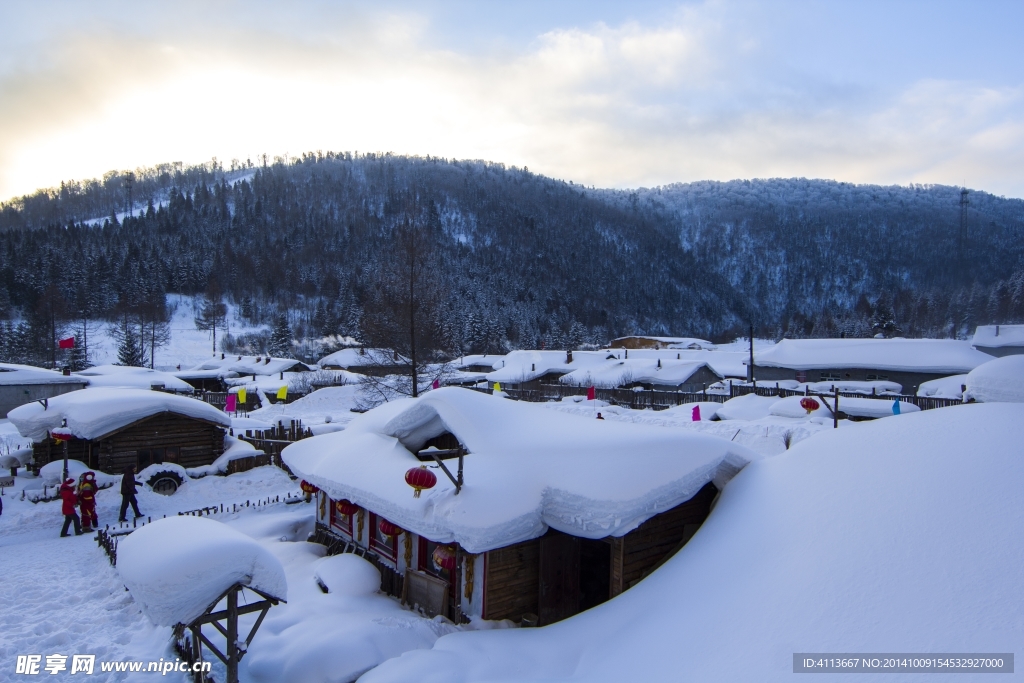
[
  {"left": 118, "top": 465, "right": 142, "bottom": 522},
  {"left": 78, "top": 471, "right": 98, "bottom": 532},
  {"left": 59, "top": 477, "right": 82, "bottom": 537}
]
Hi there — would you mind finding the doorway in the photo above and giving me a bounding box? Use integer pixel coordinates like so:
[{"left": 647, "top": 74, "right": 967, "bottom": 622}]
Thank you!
[{"left": 578, "top": 539, "right": 611, "bottom": 611}]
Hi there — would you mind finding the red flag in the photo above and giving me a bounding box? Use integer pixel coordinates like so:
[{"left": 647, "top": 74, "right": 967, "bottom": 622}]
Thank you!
[
  {"left": 58, "top": 337, "right": 75, "bottom": 349},
  {"left": 432, "top": 379, "right": 440, "bottom": 390},
  {"left": 587, "top": 386, "right": 595, "bottom": 401}
]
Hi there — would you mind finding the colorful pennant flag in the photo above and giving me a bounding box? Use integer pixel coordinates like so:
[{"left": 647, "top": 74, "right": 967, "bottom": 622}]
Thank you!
[
  {"left": 587, "top": 386, "right": 595, "bottom": 401},
  {"left": 58, "top": 337, "right": 75, "bottom": 349},
  {"left": 225, "top": 394, "right": 237, "bottom": 412},
  {"left": 892, "top": 400, "right": 901, "bottom": 415},
  {"left": 432, "top": 379, "right": 440, "bottom": 390},
  {"left": 692, "top": 405, "right": 701, "bottom": 421},
  {"left": 493, "top": 382, "right": 501, "bottom": 392},
  {"left": 277, "top": 385, "right": 288, "bottom": 400},
  {"left": 238, "top": 388, "right": 247, "bottom": 404}
]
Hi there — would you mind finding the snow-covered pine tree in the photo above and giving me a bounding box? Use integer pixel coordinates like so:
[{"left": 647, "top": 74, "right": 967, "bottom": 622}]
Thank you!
[
  {"left": 268, "top": 313, "right": 293, "bottom": 357},
  {"left": 115, "top": 323, "right": 146, "bottom": 367}
]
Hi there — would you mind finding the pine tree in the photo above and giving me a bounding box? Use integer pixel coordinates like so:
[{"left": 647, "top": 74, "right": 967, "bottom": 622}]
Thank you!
[
  {"left": 268, "top": 313, "right": 293, "bottom": 357},
  {"left": 194, "top": 282, "right": 227, "bottom": 355},
  {"left": 115, "top": 322, "right": 146, "bottom": 367}
]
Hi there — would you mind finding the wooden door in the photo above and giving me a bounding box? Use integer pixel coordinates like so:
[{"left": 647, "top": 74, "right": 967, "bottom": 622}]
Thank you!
[{"left": 538, "top": 532, "right": 580, "bottom": 625}]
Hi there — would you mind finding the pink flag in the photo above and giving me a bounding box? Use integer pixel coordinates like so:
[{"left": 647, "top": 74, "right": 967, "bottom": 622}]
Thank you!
[
  {"left": 587, "top": 386, "right": 595, "bottom": 401},
  {"left": 225, "top": 394, "right": 237, "bottom": 412},
  {"left": 692, "top": 405, "right": 701, "bottom": 421},
  {"left": 432, "top": 379, "right": 440, "bottom": 390}
]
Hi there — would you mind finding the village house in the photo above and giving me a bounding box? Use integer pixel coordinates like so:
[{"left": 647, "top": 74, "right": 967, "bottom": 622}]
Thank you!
[
  {"left": 175, "top": 355, "right": 313, "bottom": 392},
  {"left": 559, "top": 358, "right": 722, "bottom": 393},
  {"left": 318, "top": 348, "right": 410, "bottom": 377},
  {"left": 610, "top": 336, "right": 715, "bottom": 351},
  {"left": 0, "top": 362, "right": 88, "bottom": 417},
  {"left": 282, "top": 387, "right": 751, "bottom": 626},
  {"left": 750, "top": 338, "right": 993, "bottom": 394},
  {"left": 972, "top": 325, "right": 1024, "bottom": 358},
  {"left": 7, "top": 388, "right": 232, "bottom": 477}
]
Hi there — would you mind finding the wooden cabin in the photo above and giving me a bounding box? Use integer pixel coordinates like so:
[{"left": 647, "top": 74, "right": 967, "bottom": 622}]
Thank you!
[
  {"left": 312, "top": 481, "right": 717, "bottom": 625},
  {"left": 32, "top": 411, "right": 227, "bottom": 473}
]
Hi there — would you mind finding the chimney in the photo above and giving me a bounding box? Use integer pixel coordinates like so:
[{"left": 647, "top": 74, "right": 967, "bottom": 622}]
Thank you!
[
  {"left": 566, "top": 349, "right": 573, "bottom": 363},
  {"left": 625, "top": 349, "right": 628, "bottom": 359},
  {"left": 657, "top": 358, "right": 661, "bottom": 368},
  {"left": 265, "top": 357, "right": 271, "bottom": 364},
  {"left": 62, "top": 367, "right": 71, "bottom": 376},
  {"left": 531, "top": 363, "right": 535, "bottom": 372},
  {"left": 996, "top": 325, "right": 1000, "bottom": 336},
  {"left": 221, "top": 353, "right": 225, "bottom": 360}
]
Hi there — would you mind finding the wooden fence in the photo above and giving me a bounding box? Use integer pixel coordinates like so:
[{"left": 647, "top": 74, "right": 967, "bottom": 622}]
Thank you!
[{"left": 474, "top": 382, "right": 962, "bottom": 412}]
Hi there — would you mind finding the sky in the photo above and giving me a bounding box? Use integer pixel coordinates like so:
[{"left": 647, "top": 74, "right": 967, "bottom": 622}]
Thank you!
[{"left": 1, "top": 0, "right": 1023, "bottom": 202}]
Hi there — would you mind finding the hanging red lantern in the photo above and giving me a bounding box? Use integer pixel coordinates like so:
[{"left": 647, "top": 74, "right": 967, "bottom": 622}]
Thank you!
[
  {"left": 335, "top": 499, "right": 359, "bottom": 516},
  {"left": 378, "top": 518, "right": 402, "bottom": 538},
  {"left": 799, "top": 397, "right": 820, "bottom": 414},
  {"left": 405, "top": 465, "right": 437, "bottom": 498},
  {"left": 300, "top": 480, "right": 318, "bottom": 494},
  {"left": 432, "top": 545, "right": 457, "bottom": 571}
]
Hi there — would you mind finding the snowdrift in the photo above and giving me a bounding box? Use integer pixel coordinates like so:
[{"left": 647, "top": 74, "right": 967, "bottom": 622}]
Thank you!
[
  {"left": 118, "top": 516, "right": 286, "bottom": 626},
  {"left": 360, "top": 403, "right": 1024, "bottom": 683},
  {"left": 7, "top": 387, "right": 230, "bottom": 442},
  {"left": 963, "top": 355, "right": 1024, "bottom": 403},
  {"left": 282, "top": 387, "right": 754, "bottom": 553}
]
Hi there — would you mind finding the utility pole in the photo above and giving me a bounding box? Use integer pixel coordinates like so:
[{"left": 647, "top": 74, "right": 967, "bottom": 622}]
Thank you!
[
  {"left": 958, "top": 187, "right": 970, "bottom": 271},
  {"left": 747, "top": 324, "right": 755, "bottom": 383},
  {"left": 124, "top": 172, "right": 135, "bottom": 219}
]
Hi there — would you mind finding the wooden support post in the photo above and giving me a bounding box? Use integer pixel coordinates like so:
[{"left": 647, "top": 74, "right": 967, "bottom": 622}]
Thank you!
[
  {"left": 833, "top": 387, "right": 839, "bottom": 429},
  {"left": 227, "top": 587, "right": 239, "bottom": 683}
]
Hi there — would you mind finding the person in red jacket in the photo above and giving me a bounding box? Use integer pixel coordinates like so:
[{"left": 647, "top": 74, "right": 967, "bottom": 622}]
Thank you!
[
  {"left": 77, "top": 471, "right": 98, "bottom": 532},
  {"left": 59, "top": 478, "right": 82, "bottom": 537}
]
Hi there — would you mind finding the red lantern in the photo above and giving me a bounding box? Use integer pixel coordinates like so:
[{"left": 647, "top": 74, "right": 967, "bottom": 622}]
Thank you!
[
  {"left": 405, "top": 465, "right": 437, "bottom": 498},
  {"left": 378, "top": 518, "right": 402, "bottom": 538},
  {"left": 300, "top": 480, "right": 318, "bottom": 494},
  {"left": 335, "top": 499, "right": 359, "bottom": 516},
  {"left": 800, "top": 397, "right": 820, "bottom": 414},
  {"left": 432, "top": 545, "right": 456, "bottom": 571}
]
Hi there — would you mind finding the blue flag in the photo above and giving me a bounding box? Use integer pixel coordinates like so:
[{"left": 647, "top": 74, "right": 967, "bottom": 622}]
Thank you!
[{"left": 892, "top": 400, "right": 901, "bottom": 415}]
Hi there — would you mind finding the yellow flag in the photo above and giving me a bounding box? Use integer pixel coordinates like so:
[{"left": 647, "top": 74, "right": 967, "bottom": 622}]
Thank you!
[
  {"left": 238, "top": 388, "right": 247, "bottom": 404},
  {"left": 493, "top": 382, "right": 501, "bottom": 392},
  {"left": 277, "top": 385, "right": 288, "bottom": 400}
]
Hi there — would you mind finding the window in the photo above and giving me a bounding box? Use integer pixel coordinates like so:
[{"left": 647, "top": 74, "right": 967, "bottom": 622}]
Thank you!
[
  {"left": 418, "top": 537, "right": 454, "bottom": 584},
  {"left": 819, "top": 372, "right": 841, "bottom": 382},
  {"left": 865, "top": 374, "right": 889, "bottom": 381},
  {"left": 369, "top": 513, "right": 397, "bottom": 561},
  {"left": 330, "top": 499, "right": 353, "bottom": 537}
]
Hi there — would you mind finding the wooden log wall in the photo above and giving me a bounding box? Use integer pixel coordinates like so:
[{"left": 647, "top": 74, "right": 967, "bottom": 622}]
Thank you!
[
  {"left": 613, "top": 482, "right": 718, "bottom": 595},
  {"left": 483, "top": 537, "right": 540, "bottom": 621}
]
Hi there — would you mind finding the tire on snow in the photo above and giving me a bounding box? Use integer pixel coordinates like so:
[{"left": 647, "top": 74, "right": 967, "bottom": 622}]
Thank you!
[{"left": 146, "top": 470, "right": 183, "bottom": 496}]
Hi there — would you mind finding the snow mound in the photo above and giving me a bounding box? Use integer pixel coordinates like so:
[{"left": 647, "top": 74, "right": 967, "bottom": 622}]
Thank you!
[
  {"left": 837, "top": 397, "right": 920, "bottom": 419},
  {"left": 767, "top": 395, "right": 833, "bottom": 419},
  {"left": 359, "top": 402, "right": 1024, "bottom": 683},
  {"left": 118, "top": 516, "right": 287, "bottom": 626},
  {"left": 659, "top": 401, "right": 723, "bottom": 421},
  {"left": 917, "top": 374, "right": 967, "bottom": 399},
  {"left": 314, "top": 554, "right": 381, "bottom": 596},
  {"left": 963, "top": 355, "right": 1024, "bottom": 403},
  {"left": 7, "top": 387, "right": 230, "bottom": 442},
  {"left": 187, "top": 435, "right": 261, "bottom": 477},
  {"left": 74, "top": 364, "right": 195, "bottom": 392},
  {"left": 283, "top": 387, "right": 754, "bottom": 553},
  {"left": 715, "top": 394, "right": 778, "bottom": 421}
]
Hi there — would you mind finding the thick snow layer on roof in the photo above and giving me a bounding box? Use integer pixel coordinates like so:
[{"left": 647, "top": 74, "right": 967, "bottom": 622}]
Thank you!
[
  {"left": 452, "top": 355, "right": 502, "bottom": 370},
  {"left": 7, "top": 387, "right": 230, "bottom": 442},
  {"left": 360, "top": 402, "right": 1024, "bottom": 683},
  {"left": 74, "top": 364, "right": 194, "bottom": 391},
  {"left": 559, "top": 359, "right": 710, "bottom": 388},
  {"left": 611, "top": 336, "right": 715, "bottom": 349},
  {"left": 282, "top": 387, "right": 753, "bottom": 553},
  {"left": 606, "top": 348, "right": 747, "bottom": 379},
  {"left": 248, "top": 385, "right": 363, "bottom": 430},
  {"left": 118, "top": 516, "right": 286, "bottom": 626},
  {"left": 0, "top": 362, "right": 87, "bottom": 386},
  {"left": 917, "top": 374, "right": 968, "bottom": 399},
  {"left": 318, "top": 348, "right": 407, "bottom": 368},
  {"left": 972, "top": 324, "right": 1024, "bottom": 349},
  {"left": 177, "top": 355, "right": 311, "bottom": 379},
  {"left": 754, "top": 338, "right": 991, "bottom": 373},
  {"left": 485, "top": 350, "right": 614, "bottom": 384},
  {"left": 963, "top": 356, "right": 1024, "bottom": 403}
]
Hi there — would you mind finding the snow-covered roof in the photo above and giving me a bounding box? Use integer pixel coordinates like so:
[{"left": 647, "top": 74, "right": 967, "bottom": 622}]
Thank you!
[
  {"left": 318, "top": 348, "right": 408, "bottom": 368},
  {"left": 0, "top": 362, "right": 88, "bottom": 387},
  {"left": 963, "top": 355, "right": 1024, "bottom": 403},
  {"left": 7, "top": 387, "right": 231, "bottom": 442},
  {"left": 917, "top": 374, "right": 967, "bottom": 399},
  {"left": 74, "top": 364, "right": 194, "bottom": 392},
  {"left": 603, "top": 348, "right": 749, "bottom": 379},
  {"left": 972, "top": 324, "right": 1024, "bottom": 350},
  {"left": 452, "top": 354, "right": 502, "bottom": 371},
  {"left": 176, "top": 355, "right": 312, "bottom": 379},
  {"left": 282, "top": 387, "right": 754, "bottom": 553},
  {"left": 484, "top": 350, "right": 614, "bottom": 384},
  {"left": 360, "top": 402, "right": 1024, "bottom": 683},
  {"left": 754, "top": 338, "right": 992, "bottom": 373},
  {"left": 559, "top": 359, "right": 713, "bottom": 388},
  {"left": 118, "top": 516, "right": 287, "bottom": 626}
]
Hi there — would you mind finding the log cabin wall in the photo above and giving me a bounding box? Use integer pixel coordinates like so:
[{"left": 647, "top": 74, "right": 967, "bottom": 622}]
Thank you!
[
  {"left": 483, "top": 537, "right": 541, "bottom": 622},
  {"left": 611, "top": 481, "right": 718, "bottom": 596},
  {"left": 32, "top": 412, "right": 225, "bottom": 473}
]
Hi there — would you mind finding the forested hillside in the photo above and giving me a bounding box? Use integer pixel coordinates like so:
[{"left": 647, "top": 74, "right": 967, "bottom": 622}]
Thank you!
[{"left": 1, "top": 152, "right": 1023, "bottom": 367}]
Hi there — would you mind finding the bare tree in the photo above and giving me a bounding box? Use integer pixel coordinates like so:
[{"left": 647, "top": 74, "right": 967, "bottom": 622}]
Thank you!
[{"left": 194, "top": 281, "right": 228, "bottom": 355}]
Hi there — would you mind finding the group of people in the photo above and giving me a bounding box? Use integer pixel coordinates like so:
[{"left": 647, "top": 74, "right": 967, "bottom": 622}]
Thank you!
[{"left": 57, "top": 465, "right": 144, "bottom": 537}]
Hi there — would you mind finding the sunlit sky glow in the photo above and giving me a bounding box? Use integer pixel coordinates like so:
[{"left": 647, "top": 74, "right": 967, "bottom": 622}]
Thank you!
[{"left": 2, "top": 0, "right": 1023, "bottom": 201}]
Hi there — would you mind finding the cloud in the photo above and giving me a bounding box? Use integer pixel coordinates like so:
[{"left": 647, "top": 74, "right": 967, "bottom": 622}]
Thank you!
[{"left": 1, "top": 1, "right": 1022, "bottom": 202}]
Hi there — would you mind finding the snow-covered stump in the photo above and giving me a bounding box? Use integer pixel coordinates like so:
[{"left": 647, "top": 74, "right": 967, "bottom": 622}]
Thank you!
[{"left": 117, "top": 516, "right": 287, "bottom": 683}]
